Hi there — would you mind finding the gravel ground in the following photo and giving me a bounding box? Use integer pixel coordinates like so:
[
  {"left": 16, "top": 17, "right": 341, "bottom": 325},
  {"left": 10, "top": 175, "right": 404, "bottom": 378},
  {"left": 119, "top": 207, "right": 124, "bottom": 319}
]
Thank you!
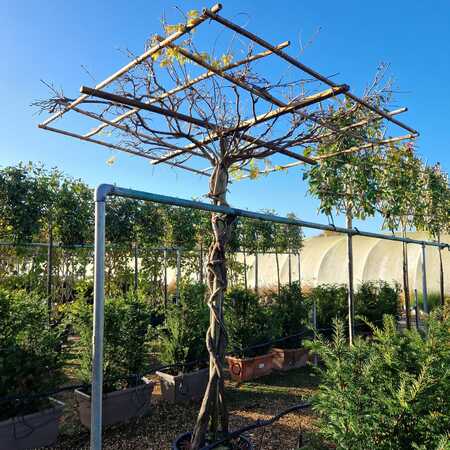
[{"left": 48, "top": 367, "right": 319, "bottom": 450}]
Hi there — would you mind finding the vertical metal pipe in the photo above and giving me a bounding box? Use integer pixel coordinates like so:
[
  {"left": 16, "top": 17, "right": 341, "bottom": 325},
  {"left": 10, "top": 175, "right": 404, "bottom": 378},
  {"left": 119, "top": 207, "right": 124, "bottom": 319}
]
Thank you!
[
  {"left": 163, "top": 249, "right": 168, "bottom": 308},
  {"left": 421, "top": 243, "right": 428, "bottom": 314},
  {"left": 133, "top": 243, "right": 138, "bottom": 292},
  {"left": 414, "top": 289, "right": 420, "bottom": 330},
  {"left": 346, "top": 214, "right": 354, "bottom": 345},
  {"left": 312, "top": 299, "right": 318, "bottom": 366},
  {"left": 46, "top": 222, "right": 53, "bottom": 323},
  {"left": 254, "top": 252, "right": 259, "bottom": 293},
  {"left": 288, "top": 251, "right": 292, "bottom": 286},
  {"left": 91, "top": 196, "right": 106, "bottom": 450},
  {"left": 176, "top": 248, "right": 181, "bottom": 304}
]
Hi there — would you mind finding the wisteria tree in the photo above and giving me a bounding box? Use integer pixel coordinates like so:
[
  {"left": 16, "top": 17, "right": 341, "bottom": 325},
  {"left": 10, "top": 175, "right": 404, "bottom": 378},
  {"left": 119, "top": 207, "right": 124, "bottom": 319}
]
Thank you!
[{"left": 35, "top": 4, "right": 417, "bottom": 448}]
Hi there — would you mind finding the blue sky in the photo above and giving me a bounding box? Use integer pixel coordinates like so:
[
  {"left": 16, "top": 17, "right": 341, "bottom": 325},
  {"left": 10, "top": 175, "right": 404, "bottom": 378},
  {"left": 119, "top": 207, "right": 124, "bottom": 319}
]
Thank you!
[{"left": 1, "top": 0, "right": 449, "bottom": 236}]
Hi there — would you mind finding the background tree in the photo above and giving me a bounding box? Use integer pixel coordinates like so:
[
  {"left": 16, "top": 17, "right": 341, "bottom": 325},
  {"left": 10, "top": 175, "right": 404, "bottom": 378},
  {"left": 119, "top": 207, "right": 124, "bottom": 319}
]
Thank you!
[
  {"left": 415, "top": 163, "right": 450, "bottom": 306},
  {"left": 377, "top": 143, "right": 424, "bottom": 329}
]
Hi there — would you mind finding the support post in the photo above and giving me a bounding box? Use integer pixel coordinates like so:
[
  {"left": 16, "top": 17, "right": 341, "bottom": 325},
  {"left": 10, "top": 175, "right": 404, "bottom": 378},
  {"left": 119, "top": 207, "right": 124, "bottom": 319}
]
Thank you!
[
  {"left": 421, "top": 243, "right": 428, "bottom": 314},
  {"left": 288, "top": 251, "right": 292, "bottom": 286},
  {"left": 346, "top": 214, "right": 354, "bottom": 345},
  {"left": 414, "top": 288, "right": 420, "bottom": 330},
  {"left": 163, "top": 249, "right": 168, "bottom": 308},
  {"left": 438, "top": 235, "right": 445, "bottom": 307},
  {"left": 46, "top": 221, "right": 53, "bottom": 322},
  {"left": 90, "top": 185, "right": 111, "bottom": 450},
  {"left": 254, "top": 252, "right": 259, "bottom": 293},
  {"left": 312, "top": 299, "right": 318, "bottom": 366},
  {"left": 133, "top": 243, "right": 138, "bottom": 292},
  {"left": 176, "top": 248, "right": 181, "bottom": 304},
  {"left": 297, "top": 252, "right": 301, "bottom": 292}
]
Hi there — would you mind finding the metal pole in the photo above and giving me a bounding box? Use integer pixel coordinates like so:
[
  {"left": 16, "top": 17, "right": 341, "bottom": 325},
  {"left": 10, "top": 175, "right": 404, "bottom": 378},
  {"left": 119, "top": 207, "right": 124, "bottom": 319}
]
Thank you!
[
  {"left": 46, "top": 221, "right": 53, "bottom": 322},
  {"left": 254, "top": 252, "right": 259, "bottom": 293},
  {"left": 91, "top": 186, "right": 109, "bottom": 450},
  {"left": 421, "top": 243, "right": 428, "bottom": 314},
  {"left": 414, "top": 289, "right": 420, "bottom": 330},
  {"left": 346, "top": 214, "right": 354, "bottom": 345},
  {"left": 176, "top": 248, "right": 181, "bottom": 304},
  {"left": 133, "top": 243, "right": 138, "bottom": 292},
  {"left": 163, "top": 249, "right": 168, "bottom": 308},
  {"left": 312, "top": 299, "right": 318, "bottom": 366}
]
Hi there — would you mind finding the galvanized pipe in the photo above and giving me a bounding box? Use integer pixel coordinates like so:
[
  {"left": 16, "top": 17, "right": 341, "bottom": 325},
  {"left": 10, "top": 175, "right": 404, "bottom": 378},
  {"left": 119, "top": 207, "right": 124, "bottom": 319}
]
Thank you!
[
  {"left": 90, "top": 185, "right": 111, "bottom": 450},
  {"left": 421, "top": 243, "right": 429, "bottom": 314}
]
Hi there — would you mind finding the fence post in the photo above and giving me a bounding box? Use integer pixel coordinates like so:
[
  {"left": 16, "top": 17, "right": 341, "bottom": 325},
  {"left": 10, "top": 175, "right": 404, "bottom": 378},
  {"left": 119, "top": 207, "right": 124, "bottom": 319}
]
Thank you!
[
  {"left": 163, "top": 249, "right": 168, "bottom": 308},
  {"left": 421, "top": 243, "right": 428, "bottom": 314},
  {"left": 91, "top": 185, "right": 110, "bottom": 450},
  {"left": 254, "top": 251, "right": 259, "bottom": 293},
  {"left": 46, "top": 221, "right": 53, "bottom": 322}
]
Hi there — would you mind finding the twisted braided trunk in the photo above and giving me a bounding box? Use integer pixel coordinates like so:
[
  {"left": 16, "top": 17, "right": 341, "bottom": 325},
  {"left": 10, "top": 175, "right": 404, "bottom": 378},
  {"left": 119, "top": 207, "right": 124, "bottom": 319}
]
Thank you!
[{"left": 191, "top": 160, "right": 235, "bottom": 449}]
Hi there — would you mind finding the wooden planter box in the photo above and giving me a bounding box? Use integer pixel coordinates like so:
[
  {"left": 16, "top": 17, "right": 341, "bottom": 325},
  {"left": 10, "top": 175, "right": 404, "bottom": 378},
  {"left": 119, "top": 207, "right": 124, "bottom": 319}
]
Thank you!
[
  {"left": 75, "top": 380, "right": 154, "bottom": 428},
  {"left": 226, "top": 353, "right": 274, "bottom": 382},
  {"left": 0, "top": 398, "right": 64, "bottom": 450},
  {"left": 156, "top": 367, "right": 208, "bottom": 403},
  {"left": 272, "top": 347, "right": 309, "bottom": 371}
]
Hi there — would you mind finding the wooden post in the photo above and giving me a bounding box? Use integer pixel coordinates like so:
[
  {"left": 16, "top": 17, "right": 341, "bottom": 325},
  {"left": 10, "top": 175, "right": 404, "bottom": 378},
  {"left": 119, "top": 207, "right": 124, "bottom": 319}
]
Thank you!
[
  {"left": 46, "top": 222, "right": 53, "bottom": 322},
  {"left": 346, "top": 213, "right": 354, "bottom": 345}
]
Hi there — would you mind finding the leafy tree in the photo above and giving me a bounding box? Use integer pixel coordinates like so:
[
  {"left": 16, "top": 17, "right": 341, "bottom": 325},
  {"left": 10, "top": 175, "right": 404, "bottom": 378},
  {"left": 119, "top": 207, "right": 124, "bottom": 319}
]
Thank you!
[{"left": 377, "top": 143, "right": 425, "bottom": 328}]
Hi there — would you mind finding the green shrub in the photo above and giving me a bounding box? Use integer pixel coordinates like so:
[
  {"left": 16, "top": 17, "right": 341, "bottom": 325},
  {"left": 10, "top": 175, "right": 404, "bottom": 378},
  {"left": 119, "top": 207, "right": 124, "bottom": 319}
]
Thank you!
[
  {"left": 307, "top": 283, "right": 348, "bottom": 336},
  {"left": 305, "top": 312, "right": 450, "bottom": 450},
  {"left": 0, "top": 289, "right": 66, "bottom": 420},
  {"left": 225, "top": 287, "right": 277, "bottom": 357},
  {"left": 355, "top": 280, "right": 399, "bottom": 331},
  {"left": 70, "top": 294, "right": 153, "bottom": 393},
  {"left": 270, "top": 282, "right": 311, "bottom": 348},
  {"left": 158, "top": 282, "right": 209, "bottom": 371}
]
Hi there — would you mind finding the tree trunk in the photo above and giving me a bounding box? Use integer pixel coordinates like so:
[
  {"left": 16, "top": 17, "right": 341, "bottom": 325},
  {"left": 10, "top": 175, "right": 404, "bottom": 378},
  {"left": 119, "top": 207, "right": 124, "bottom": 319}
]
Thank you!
[
  {"left": 438, "top": 234, "right": 445, "bottom": 307},
  {"left": 402, "top": 229, "right": 411, "bottom": 330},
  {"left": 191, "top": 161, "right": 234, "bottom": 449},
  {"left": 346, "top": 213, "right": 354, "bottom": 344},
  {"left": 275, "top": 250, "right": 280, "bottom": 294}
]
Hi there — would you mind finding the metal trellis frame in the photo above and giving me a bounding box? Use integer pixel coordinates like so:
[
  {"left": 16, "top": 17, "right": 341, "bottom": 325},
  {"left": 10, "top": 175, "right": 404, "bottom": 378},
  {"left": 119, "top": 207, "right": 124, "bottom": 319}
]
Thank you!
[{"left": 90, "top": 183, "right": 448, "bottom": 450}]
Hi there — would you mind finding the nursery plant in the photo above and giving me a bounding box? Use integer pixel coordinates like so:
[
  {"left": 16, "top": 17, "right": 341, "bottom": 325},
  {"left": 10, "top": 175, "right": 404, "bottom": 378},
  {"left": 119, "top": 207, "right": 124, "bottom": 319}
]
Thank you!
[
  {"left": 270, "top": 282, "right": 310, "bottom": 348},
  {"left": 158, "top": 282, "right": 209, "bottom": 371},
  {"left": 306, "top": 311, "right": 450, "bottom": 450},
  {"left": 70, "top": 293, "right": 153, "bottom": 392}
]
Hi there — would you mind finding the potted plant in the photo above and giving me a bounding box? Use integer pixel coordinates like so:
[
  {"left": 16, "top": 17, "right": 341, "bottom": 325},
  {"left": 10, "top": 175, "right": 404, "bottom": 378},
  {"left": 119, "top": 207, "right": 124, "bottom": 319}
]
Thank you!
[
  {"left": 70, "top": 294, "right": 154, "bottom": 428},
  {"left": 225, "top": 288, "right": 276, "bottom": 382},
  {"left": 156, "top": 282, "right": 210, "bottom": 403},
  {"left": 270, "top": 282, "right": 311, "bottom": 371},
  {"left": 0, "top": 288, "right": 66, "bottom": 450}
]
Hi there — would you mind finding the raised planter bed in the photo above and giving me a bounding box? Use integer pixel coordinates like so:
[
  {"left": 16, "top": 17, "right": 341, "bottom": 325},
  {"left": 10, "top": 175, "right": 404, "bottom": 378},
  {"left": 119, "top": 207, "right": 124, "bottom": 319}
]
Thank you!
[
  {"left": 75, "top": 380, "right": 154, "bottom": 428},
  {"left": 173, "top": 431, "right": 253, "bottom": 450},
  {"left": 156, "top": 367, "right": 208, "bottom": 403},
  {"left": 226, "top": 353, "right": 274, "bottom": 382},
  {"left": 0, "top": 398, "right": 64, "bottom": 450},
  {"left": 272, "top": 347, "right": 309, "bottom": 371}
]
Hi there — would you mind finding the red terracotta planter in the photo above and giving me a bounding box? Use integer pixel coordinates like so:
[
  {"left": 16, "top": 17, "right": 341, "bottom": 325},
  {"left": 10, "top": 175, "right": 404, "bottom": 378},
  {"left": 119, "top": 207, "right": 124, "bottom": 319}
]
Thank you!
[
  {"left": 272, "top": 347, "right": 309, "bottom": 371},
  {"left": 226, "top": 353, "right": 274, "bottom": 382}
]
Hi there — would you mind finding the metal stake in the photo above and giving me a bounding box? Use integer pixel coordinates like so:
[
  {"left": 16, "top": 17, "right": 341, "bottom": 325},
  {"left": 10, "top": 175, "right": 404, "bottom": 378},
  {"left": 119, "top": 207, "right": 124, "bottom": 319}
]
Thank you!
[{"left": 421, "top": 243, "right": 428, "bottom": 314}]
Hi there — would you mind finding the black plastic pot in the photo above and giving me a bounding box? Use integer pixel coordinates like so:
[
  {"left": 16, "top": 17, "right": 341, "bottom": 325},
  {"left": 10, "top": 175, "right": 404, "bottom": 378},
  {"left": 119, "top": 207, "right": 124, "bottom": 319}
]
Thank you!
[{"left": 172, "top": 431, "right": 253, "bottom": 450}]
